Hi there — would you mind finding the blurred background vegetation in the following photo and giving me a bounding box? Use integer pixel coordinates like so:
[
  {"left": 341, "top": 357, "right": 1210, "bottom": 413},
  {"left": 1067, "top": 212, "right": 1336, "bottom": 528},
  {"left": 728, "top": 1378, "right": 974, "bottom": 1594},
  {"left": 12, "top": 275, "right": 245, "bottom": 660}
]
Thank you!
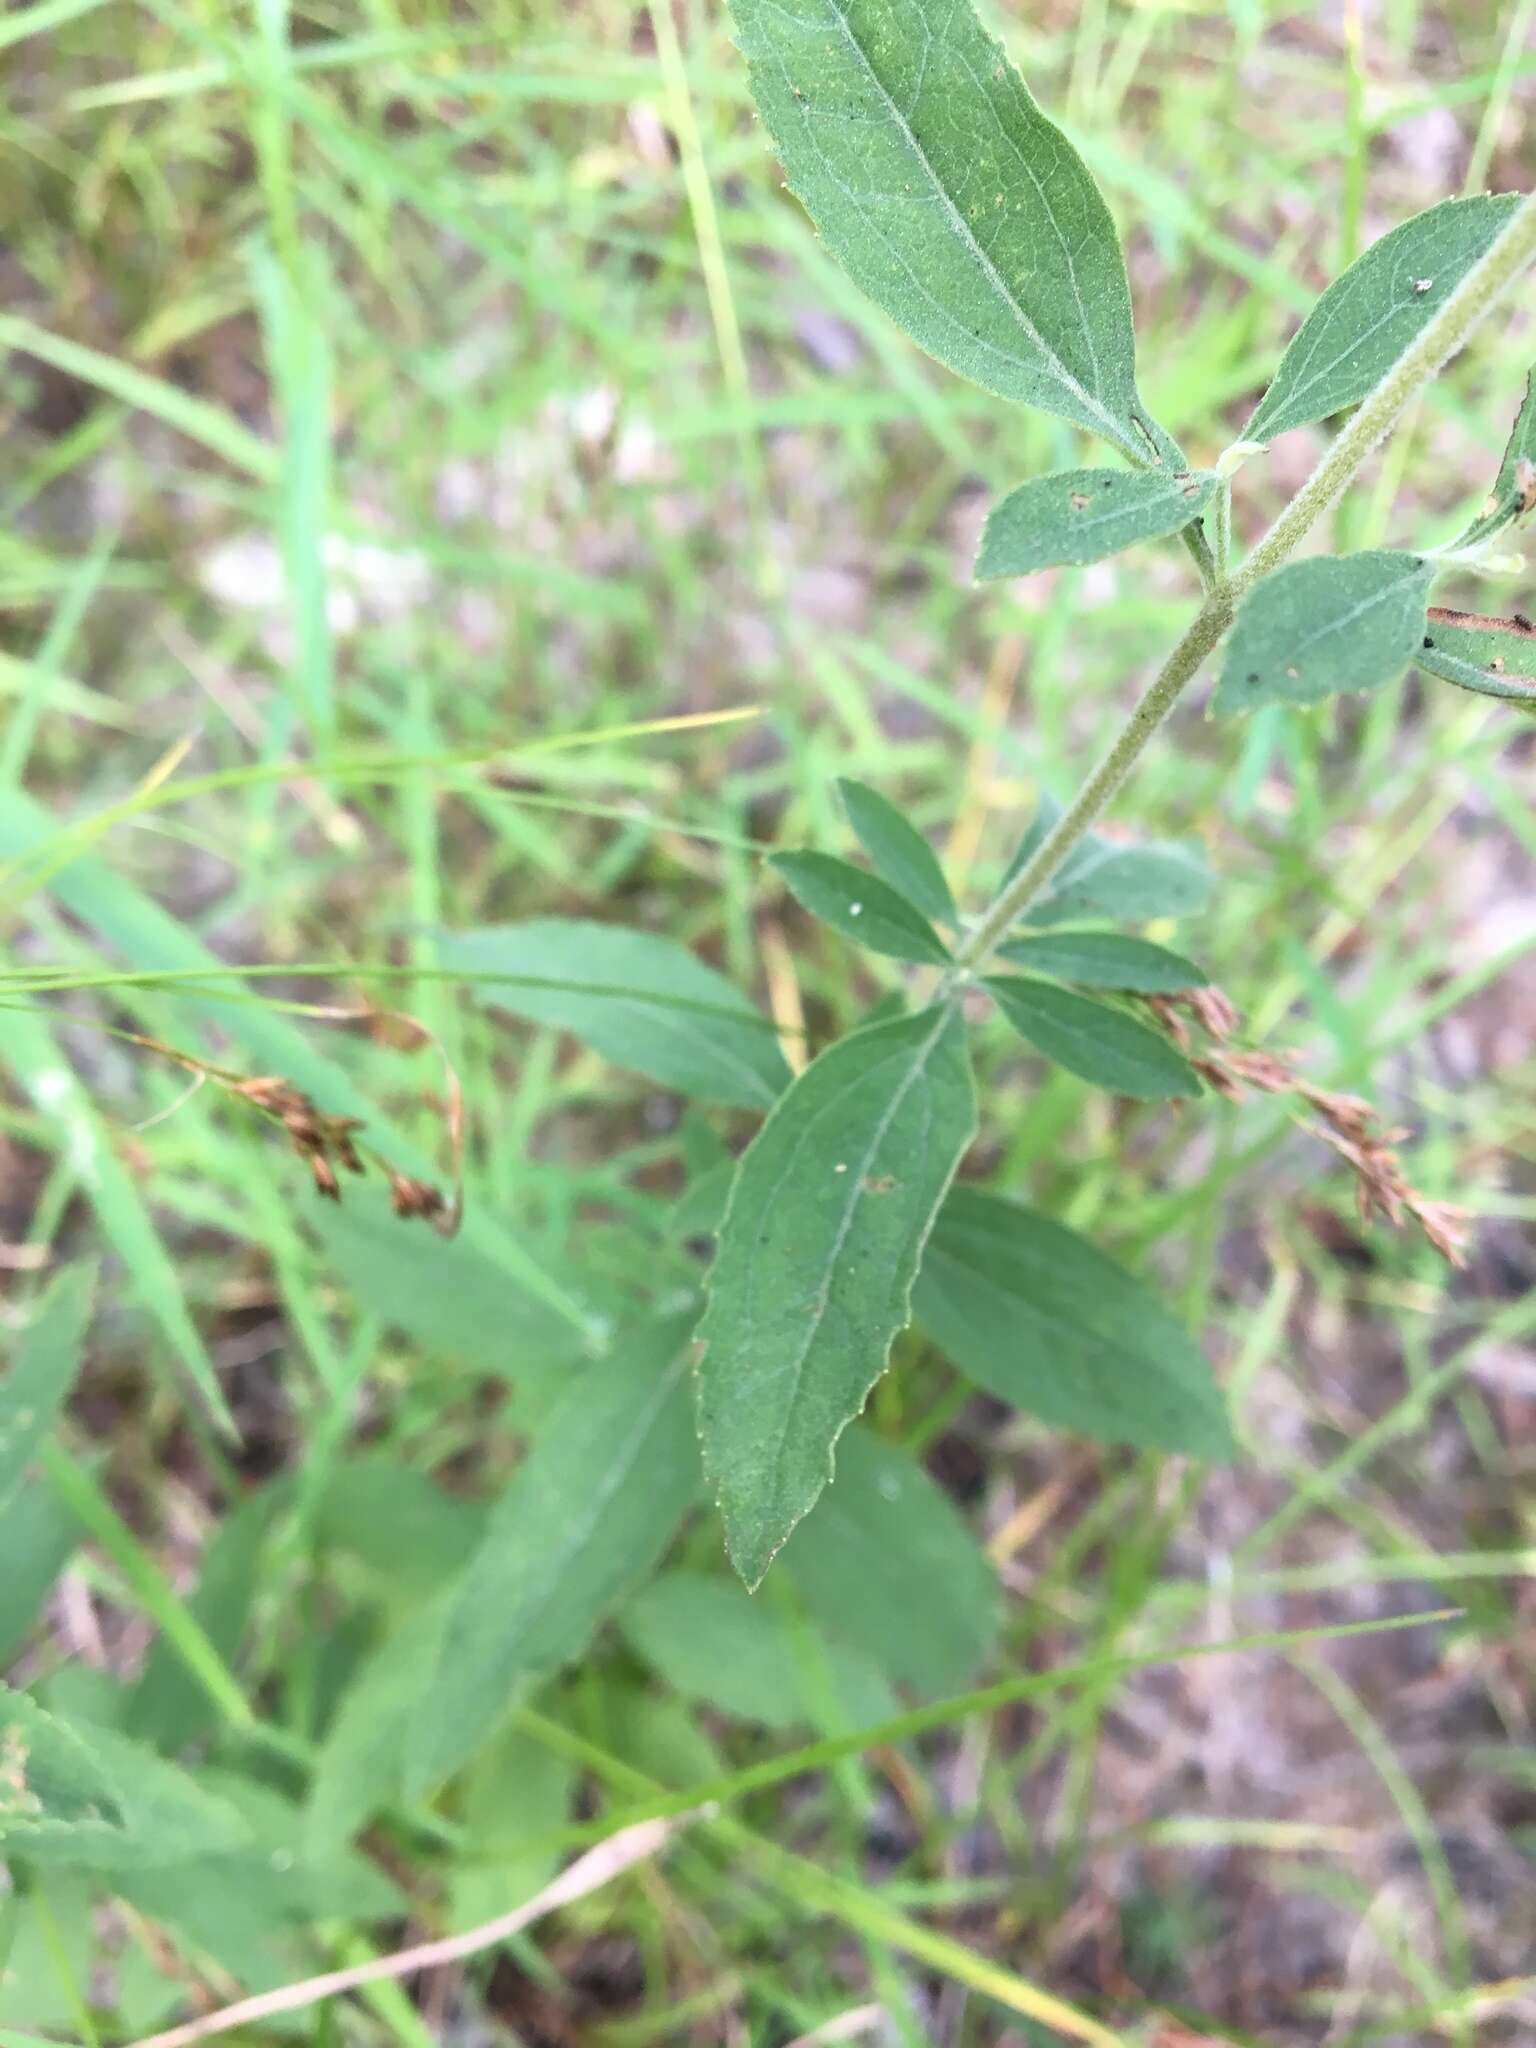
[{"left": 1, "top": 0, "right": 1533, "bottom": 2043}]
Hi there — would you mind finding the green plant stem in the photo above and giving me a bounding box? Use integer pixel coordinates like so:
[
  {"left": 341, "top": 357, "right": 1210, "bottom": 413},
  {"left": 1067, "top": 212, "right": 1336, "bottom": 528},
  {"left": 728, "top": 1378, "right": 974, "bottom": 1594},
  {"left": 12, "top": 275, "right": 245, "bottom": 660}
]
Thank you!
[{"left": 951, "top": 185, "right": 1536, "bottom": 973}]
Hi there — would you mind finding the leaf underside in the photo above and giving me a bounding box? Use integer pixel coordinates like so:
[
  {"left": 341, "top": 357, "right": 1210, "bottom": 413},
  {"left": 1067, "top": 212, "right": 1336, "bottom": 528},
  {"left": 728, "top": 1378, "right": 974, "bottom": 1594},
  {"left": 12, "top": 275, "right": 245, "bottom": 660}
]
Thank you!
[
  {"left": 729, "top": 0, "right": 1174, "bottom": 463},
  {"left": 977, "top": 467, "right": 1216, "bottom": 579},
  {"left": 695, "top": 1004, "right": 977, "bottom": 1588},
  {"left": 1214, "top": 550, "right": 1434, "bottom": 715},
  {"left": 914, "top": 1189, "right": 1233, "bottom": 1455},
  {"left": 1246, "top": 194, "right": 1522, "bottom": 443}
]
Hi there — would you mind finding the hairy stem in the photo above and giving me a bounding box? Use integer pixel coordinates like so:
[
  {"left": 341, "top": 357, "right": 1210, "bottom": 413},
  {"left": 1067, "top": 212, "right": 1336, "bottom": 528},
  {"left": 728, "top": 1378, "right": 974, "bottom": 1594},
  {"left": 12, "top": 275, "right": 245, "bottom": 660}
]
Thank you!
[{"left": 952, "top": 185, "right": 1536, "bottom": 974}]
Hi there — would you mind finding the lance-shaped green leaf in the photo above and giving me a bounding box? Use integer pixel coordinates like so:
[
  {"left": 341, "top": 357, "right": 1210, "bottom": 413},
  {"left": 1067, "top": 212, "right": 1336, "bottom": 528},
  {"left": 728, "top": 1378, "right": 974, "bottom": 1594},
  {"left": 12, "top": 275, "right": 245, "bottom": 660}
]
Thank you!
[
  {"left": 0, "top": 1265, "right": 94, "bottom": 1511},
  {"left": 696, "top": 1006, "right": 977, "bottom": 1588},
  {"left": 837, "top": 777, "right": 957, "bottom": 928},
  {"left": 998, "top": 930, "right": 1207, "bottom": 994},
  {"left": 1418, "top": 607, "right": 1536, "bottom": 707},
  {"left": 406, "top": 1316, "right": 700, "bottom": 1793},
  {"left": 1456, "top": 370, "right": 1536, "bottom": 548},
  {"left": 727, "top": 0, "right": 1173, "bottom": 463},
  {"left": 1003, "top": 798, "right": 1215, "bottom": 927},
  {"left": 771, "top": 850, "right": 952, "bottom": 964},
  {"left": 781, "top": 1427, "right": 999, "bottom": 1694},
  {"left": 620, "top": 1570, "right": 893, "bottom": 1730},
  {"left": 986, "top": 976, "right": 1199, "bottom": 1099},
  {"left": 977, "top": 468, "right": 1216, "bottom": 579},
  {"left": 442, "top": 920, "right": 791, "bottom": 1108},
  {"left": 1246, "top": 194, "right": 1522, "bottom": 444},
  {"left": 1213, "top": 550, "right": 1433, "bottom": 715},
  {"left": 914, "top": 1189, "right": 1233, "bottom": 1454}
]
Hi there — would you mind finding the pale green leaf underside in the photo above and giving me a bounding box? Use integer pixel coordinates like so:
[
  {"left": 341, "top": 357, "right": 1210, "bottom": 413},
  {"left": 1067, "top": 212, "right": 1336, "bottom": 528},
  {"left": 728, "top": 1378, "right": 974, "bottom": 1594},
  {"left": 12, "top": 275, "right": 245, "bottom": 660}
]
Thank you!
[
  {"left": 695, "top": 1005, "right": 977, "bottom": 1588},
  {"left": 772, "top": 849, "right": 952, "bottom": 963},
  {"left": 1419, "top": 613, "right": 1536, "bottom": 706},
  {"left": 729, "top": 0, "right": 1169, "bottom": 461},
  {"left": 1004, "top": 797, "right": 1214, "bottom": 927},
  {"left": 407, "top": 1317, "right": 699, "bottom": 1792},
  {"left": 620, "top": 1569, "right": 894, "bottom": 1730},
  {"left": 997, "top": 930, "right": 1206, "bottom": 993},
  {"left": 1214, "top": 550, "right": 1433, "bottom": 715},
  {"left": 780, "top": 1427, "right": 999, "bottom": 1693},
  {"left": 977, "top": 467, "right": 1216, "bottom": 579},
  {"left": 986, "top": 975, "right": 1199, "bottom": 1099},
  {"left": 442, "top": 920, "right": 791, "bottom": 1108},
  {"left": 838, "top": 776, "right": 957, "bottom": 928},
  {"left": 914, "top": 1189, "right": 1233, "bottom": 1455},
  {"left": 1247, "top": 194, "right": 1521, "bottom": 443}
]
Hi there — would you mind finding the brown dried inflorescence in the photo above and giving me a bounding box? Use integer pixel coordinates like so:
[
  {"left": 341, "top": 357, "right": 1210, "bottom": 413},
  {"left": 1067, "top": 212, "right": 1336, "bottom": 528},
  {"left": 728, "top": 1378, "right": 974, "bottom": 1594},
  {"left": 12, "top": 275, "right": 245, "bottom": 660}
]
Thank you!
[
  {"left": 1143, "top": 991, "right": 1470, "bottom": 1266},
  {"left": 128, "top": 1037, "right": 459, "bottom": 1234}
]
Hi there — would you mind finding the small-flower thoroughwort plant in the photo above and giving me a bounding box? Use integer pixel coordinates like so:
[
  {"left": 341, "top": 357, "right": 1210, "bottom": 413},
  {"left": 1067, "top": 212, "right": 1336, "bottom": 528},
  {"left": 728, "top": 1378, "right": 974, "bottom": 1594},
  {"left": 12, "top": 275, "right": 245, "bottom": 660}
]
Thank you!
[
  {"left": 672, "top": 0, "right": 1536, "bottom": 1586},
  {"left": 5, "top": 2, "right": 1536, "bottom": 2014}
]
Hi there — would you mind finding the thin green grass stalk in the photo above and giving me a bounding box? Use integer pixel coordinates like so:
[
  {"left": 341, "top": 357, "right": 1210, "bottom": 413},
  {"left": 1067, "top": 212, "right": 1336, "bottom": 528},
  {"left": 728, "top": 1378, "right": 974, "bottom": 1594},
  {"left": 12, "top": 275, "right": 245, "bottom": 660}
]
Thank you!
[
  {"left": 0, "top": 705, "right": 762, "bottom": 903},
  {"left": 1463, "top": 0, "right": 1536, "bottom": 195},
  {"left": 37, "top": 1442, "right": 254, "bottom": 1729},
  {"left": 1298, "top": 1653, "right": 1473, "bottom": 2038},
  {"left": 512, "top": 1609, "right": 1456, "bottom": 1856},
  {"left": 648, "top": 0, "right": 779, "bottom": 598}
]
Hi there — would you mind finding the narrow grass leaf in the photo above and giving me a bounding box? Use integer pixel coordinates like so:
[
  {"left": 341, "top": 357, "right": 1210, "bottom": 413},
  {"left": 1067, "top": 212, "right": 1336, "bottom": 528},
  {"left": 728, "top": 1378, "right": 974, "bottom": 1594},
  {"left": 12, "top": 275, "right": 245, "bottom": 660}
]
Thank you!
[
  {"left": 251, "top": 246, "right": 335, "bottom": 739},
  {"left": 771, "top": 850, "right": 951, "bottom": 964},
  {"left": 1246, "top": 194, "right": 1522, "bottom": 442},
  {"left": 407, "top": 1317, "right": 700, "bottom": 1792},
  {"left": 1, "top": 1007, "right": 233, "bottom": 1431},
  {"left": 0, "top": 315, "right": 275, "bottom": 479},
  {"left": 998, "top": 931, "right": 1207, "bottom": 993},
  {"left": 914, "top": 1189, "right": 1233, "bottom": 1455},
  {"left": 443, "top": 920, "right": 791, "bottom": 1107},
  {"left": 726, "top": 0, "right": 1169, "bottom": 462},
  {"left": 986, "top": 976, "right": 1199, "bottom": 1099},
  {"left": 695, "top": 1005, "right": 977, "bottom": 1589},
  {"left": 0, "top": 1265, "right": 95, "bottom": 1510},
  {"left": 1214, "top": 550, "right": 1433, "bottom": 714},
  {"left": 781, "top": 1428, "right": 999, "bottom": 1694},
  {"left": 977, "top": 468, "right": 1216, "bottom": 579},
  {"left": 1418, "top": 610, "right": 1536, "bottom": 708},
  {"left": 837, "top": 777, "right": 957, "bottom": 928}
]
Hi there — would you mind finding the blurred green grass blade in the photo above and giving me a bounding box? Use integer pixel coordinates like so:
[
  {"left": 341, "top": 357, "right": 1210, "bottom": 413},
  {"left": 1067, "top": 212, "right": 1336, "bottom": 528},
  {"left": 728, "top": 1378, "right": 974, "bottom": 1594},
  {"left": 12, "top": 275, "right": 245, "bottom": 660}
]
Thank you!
[
  {"left": 1, "top": 1007, "right": 233, "bottom": 1431},
  {"left": 0, "top": 525, "right": 118, "bottom": 789},
  {"left": 0, "top": 0, "right": 113, "bottom": 53},
  {"left": 251, "top": 245, "right": 334, "bottom": 738},
  {"left": 0, "top": 316, "right": 275, "bottom": 479},
  {"left": 37, "top": 1441, "right": 254, "bottom": 1731},
  {"left": 0, "top": 1263, "right": 96, "bottom": 1510}
]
